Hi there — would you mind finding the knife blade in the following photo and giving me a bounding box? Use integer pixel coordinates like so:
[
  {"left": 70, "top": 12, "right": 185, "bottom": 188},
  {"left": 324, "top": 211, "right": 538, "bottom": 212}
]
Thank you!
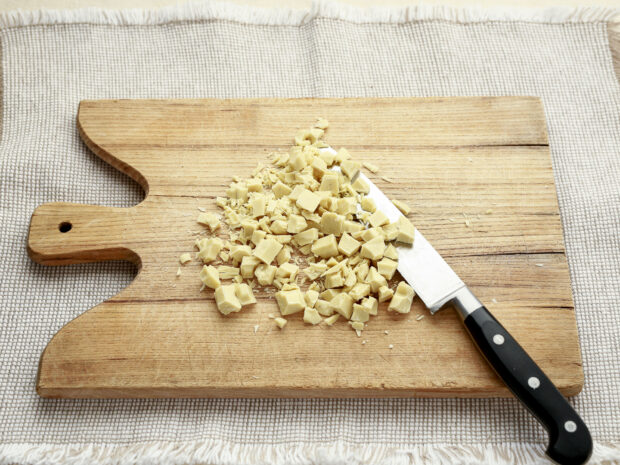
[{"left": 324, "top": 147, "right": 592, "bottom": 465}]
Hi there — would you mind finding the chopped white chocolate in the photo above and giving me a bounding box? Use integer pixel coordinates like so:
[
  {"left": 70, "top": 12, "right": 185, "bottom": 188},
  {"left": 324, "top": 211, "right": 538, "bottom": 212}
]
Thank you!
[
  {"left": 273, "top": 181, "right": 292, "bottom": 199},
  {"left": 315, "top": 299, "right": 334, "bottom": 316},
  {"left": 320, "top": 212, "right": 345, "bottom": 236},
  {"left": 275, "top": 288, "right": 306, "bottom": 315},
  {"left": 367, "top": 266, "right": 388, "bottom": 293},
  {"left": 378, "top": 285, "right": 394, "bottom": 303},
  {"left": 196, "top": 237, "right": 223, "bottom": 263},
  {"left": 230, "top": 244, "right": 252, "bottom": 264},
  {"left": 340, "top": 159, "right": 360, "bottom": 179},
  {"left": 240, "top": 256, "right": 261, "bottom": 278},
  {"left": 293, "top": 228, "right": 318, "bottom": 247},
  {"left": 396, "top": 216, "right": 415, "bottom": 245},
  {"left": 251, "top": 229, "right": 267, "bottom": 245},
  {"left": 215, "top": 285, "right": 242, "bottom": 315},
  {"left": 343, "top": 220, "right": 364, "bottom": 233},
  {"left": 235, "top": 283, "right": 257, "bottom": 306},
  {"left": 351, "top": 177, "right": 369, "bottom": 194},
  {"left": 287, "top": 215, "right": 308, "bottom": 234},
  {"left": 377, "top": 258, "right": 398, "bottom": 280},
  {"left": 197, "top": 212, "right": 221, "bottom": 231},
  {"left": 338, "top": 233, "right": 361, "bottom": 257},
  {"left": 324, "top": 272, "right": 344, "bottom": 289},
  {"left": 392, "top": 199, "right": 411, "bottom": 215},
  {"left": 270, "top": 219, "right": 288, "bottom": 235},
  {"left": 362, "top": 161, "right": 379, "bottom": 173},
  {"left": 330, "top": 292, "right": 353, "bottom": 319},
  {"left": 361, "top": 296, "right": 378, "bottom": 315},
  {"left": 388, "top": 282, "right": 415, "bottom": 314},
  {"left": 276, "top": 262, "right": 299, "bottom": 280},
  {"left": 311, "top": 235, "right": 339, "bottom": 258},
  {"left": 351, "top": 304, "right": 370, "bottom": 322},
  {"left": 176, "top": 267, "right": 182, "bottom": 277},
  {"left": 360, "top": 196, "right": 376, "bottom": 213},
  {"left": 319, "top": 173, "right": 339, "bottom": 194},
  {"left": 218, "top": 265, "right": 240, "bottom": 280},
  {"left": 360, "top": 236, "right": 385, "bottom": 261},
  {"left": 255, "top": 263, "right": 277, "bottom": 285},
  {"left": 179, "top": 253, "right": 192, "bottom": 265},
  {"left": 252, "top": 237, "right": 283, "bottom": 264},
  {"left": 349, "top": 282, "right": 371, "bottom": 301},
  {"left": 304, "top": 289, "right": 319, "bottom": 307},
  {"left": 324, "top": 314, "right": 340, "bottom": 325},
  {"left": 296, "top": 189, "right": 321, "bottom": 212},
  {"left": 274, "top": 317, "right": 287, "bottom": 329},
  {"left": 200, "top": 265, "right": 221, "bottom": 289},
  {"left": 250, "top": 194, "right": 266, "bottom": 218},
  {"left": 276, "top": 246, "right": 291, "bottom": 266},
  {"left": 368, "top": 210, "right": 389, "bottom": 228},
  {"left": 303, "top": 307, "right": 322, "bottom": 325},
  {"left": 384, "top": 243, "right": 399, "bottom": 260}
]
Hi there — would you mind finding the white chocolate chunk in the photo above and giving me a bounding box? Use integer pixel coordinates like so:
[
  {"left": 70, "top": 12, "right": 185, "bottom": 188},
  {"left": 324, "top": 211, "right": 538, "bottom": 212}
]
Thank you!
[
  {"left": 338, "top": 233, "right": 361, "bottom": 257},
  {"left": 293, "top": 228, "right": 318, "bottom": 247},
  {"left": 324, "top": 272, "right": 345, "bottom": 289},
  {"left": 361, "top": 296, "right": 378, "bottom": 315},
  {"left": 377, "top": 257, "right": 398, "bottom": 280},
  {"left": 311, "top": 234, "right": 339, "bottom": 259},
  {"left": 240, "top": 256, "right": 261, "bottom": 279},
  {"left": 196, "top": 237, "right": 223, "bottom": 263},
  {"left": 273, "top": 181, "right": 292, "bottom": 199},
  {"left": 305, "top": 290, "right": 319, "bottom": 308},
  {"left": 367, "top": 266, "right": 388, "bottom": 293},
  {"left": 287, "top": 215, "right": 308, "bottom": 234},
  {"left": 250, "top": 194, "right": 266, "bottom": 218},
  {"left": 200, "top": 265, "right": 221, "bottom": 289},
  {"left": 252, "top": 237, "right": 283, "bottom": 264},
  {"left": 343, "top": 220, "right": 364, "bottom": 233},
  {"left": 179, "top": 253, "right": 192, "bottom": 265},
  {"left": 319, "top": 173, "right": 339, "bottom": 194},
  {"left": 315, "top": 299, "right": 334, "bottom": 316},
  {"left": 296, "top": 189, "right": 321, "bottom": 212},
  {"left": 218, "top": 265, "right": 240, "bottom": 279},
  {"left": 275, "top": 288, "right": 306, "bottom": 315},
  {"left": 351, "top": 304, "right": 370, "bottom": 322},
  {"left": 320, "top": 212, "right": 345, "bottom": 236},
  {"left": 388, "top": 282, "right": 415, "bottom": 313},
  {"left": 254, "top": 263, "right": 277, "bottom": 285},
  {"left": 324, "top": 314, "right": 339, "bottom": 325},
  {"left": 340, "top": 159, "right": 360, "bottom": 179},
  {"left": 378, "top": 285, "right": 394, "bottom": 303},
  {"left": 362, "top": 162, "right": 379, "bottom": 173},
  {"left": 351, "top": 177, "right": 369, "bottom": 194},
  {"left": 197, "top": 212, "right": 221, "bottom": 231},
  {"left": 274, "top": 317, "right": 287, "bottom": 329},
  {"left": 251, "top": 229, "right": 267, "bottom": 245},
  {"left": 349, "top": 282, "right": 371, "bottom": 301},
  {"left": 392, "top": 199, "right": 411, "bottom": 215},
  {"left": 360, "top": 236, "right": 385, "bottom": 261},
  {"left": 276, "top": 262, "right": 299, "bottom": 280},
  {"left": 360, "top": 196, "right": 376, "bottom": 213},
  {"left": 235, "top": 283, "right": 257, "bottom": 306},
  {"left": 270, "top": 219, "right": 288, "bottom": 235},
  {"left": 396, "top": 216, "right": 415, "bottom": 245},
  {"left": 384, "top": 243, "right": 399, "bottom": 260},
  {"left": 276, "top": 246, "right": 291, "bottom": 266},
  {"left": 303, "top": 307, "right": 322, "bottom": 325},
  {"left": 215, "top": 284, "right": 242, "bottom": 315},
  {"left": 230, "top": 244, "right": 252, "bottom": 264},
  {"left": 330, "top": 292, "right": 354, "bottom": 319},
  {"left": 368, "top": 210, "right": 389, "bottom": 228},
  {"left": 288, "top": 185, "right": 306, "bottom": 201}
]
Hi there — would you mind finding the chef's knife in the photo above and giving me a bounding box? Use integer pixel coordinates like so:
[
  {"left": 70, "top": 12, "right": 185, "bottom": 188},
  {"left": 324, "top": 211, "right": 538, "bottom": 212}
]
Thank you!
[{"left": 326, "top": 148, "right": 592, "bottom": 465}]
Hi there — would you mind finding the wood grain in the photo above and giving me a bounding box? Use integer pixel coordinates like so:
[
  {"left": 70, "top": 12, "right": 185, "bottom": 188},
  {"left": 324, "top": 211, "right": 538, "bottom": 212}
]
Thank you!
[{"left": 28, "top": 98, "right": 583, "bottom": 398}]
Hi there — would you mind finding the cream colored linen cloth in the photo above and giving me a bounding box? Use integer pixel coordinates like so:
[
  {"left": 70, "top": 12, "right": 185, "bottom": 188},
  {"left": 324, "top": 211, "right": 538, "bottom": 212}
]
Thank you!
[{"left": 0, "top": 2, "right": 619, "bottom": 464}]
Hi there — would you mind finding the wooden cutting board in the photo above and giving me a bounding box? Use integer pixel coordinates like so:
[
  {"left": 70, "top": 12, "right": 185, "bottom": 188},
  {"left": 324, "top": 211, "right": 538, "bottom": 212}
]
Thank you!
[{"left": 28, "top": 98, "right": 583, "bottom": 399}]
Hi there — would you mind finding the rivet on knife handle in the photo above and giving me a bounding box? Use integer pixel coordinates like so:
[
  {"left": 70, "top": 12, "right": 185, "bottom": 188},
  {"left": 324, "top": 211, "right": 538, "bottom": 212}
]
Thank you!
[{"left": 454, "top": 288, "right": 593, "bottom": 465}]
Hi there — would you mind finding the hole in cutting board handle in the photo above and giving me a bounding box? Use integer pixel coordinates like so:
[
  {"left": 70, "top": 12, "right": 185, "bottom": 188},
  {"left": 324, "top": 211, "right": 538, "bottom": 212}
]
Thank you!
[{"left": 58, "top": 222, "right": 72, "bottom": 233}]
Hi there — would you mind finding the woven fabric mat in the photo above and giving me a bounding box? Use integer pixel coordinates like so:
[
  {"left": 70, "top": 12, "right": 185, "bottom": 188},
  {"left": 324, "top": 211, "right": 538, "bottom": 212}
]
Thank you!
[{"left": 1, "top": 2, "right": 619, "bottom": 464}]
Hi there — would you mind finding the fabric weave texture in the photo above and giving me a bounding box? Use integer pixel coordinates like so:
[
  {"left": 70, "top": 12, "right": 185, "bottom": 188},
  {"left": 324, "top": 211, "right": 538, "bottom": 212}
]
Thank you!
[{"left": 0, "top": 2, "right": 619, "bottom": 464}]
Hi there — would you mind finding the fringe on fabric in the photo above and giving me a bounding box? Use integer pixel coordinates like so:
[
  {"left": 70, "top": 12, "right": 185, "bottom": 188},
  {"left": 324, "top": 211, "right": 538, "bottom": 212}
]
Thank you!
[
  {"left": 0, "top": 0, "right": 618, "bottom": 29},
  {"left": 0, "top": 441, "right": 619, "bottom": 465}
]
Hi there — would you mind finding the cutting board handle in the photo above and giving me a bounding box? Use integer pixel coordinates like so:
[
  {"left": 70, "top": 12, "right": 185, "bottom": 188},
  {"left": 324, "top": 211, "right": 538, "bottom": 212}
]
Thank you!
[{"left": 28, "top": 202, "right": 140, "bottom": 266}]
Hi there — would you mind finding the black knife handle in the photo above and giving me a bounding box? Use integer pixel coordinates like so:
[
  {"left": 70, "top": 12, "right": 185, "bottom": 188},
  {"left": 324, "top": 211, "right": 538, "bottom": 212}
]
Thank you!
[{"left": 463, "top": 306, "right": 592, "bottom": 465}]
